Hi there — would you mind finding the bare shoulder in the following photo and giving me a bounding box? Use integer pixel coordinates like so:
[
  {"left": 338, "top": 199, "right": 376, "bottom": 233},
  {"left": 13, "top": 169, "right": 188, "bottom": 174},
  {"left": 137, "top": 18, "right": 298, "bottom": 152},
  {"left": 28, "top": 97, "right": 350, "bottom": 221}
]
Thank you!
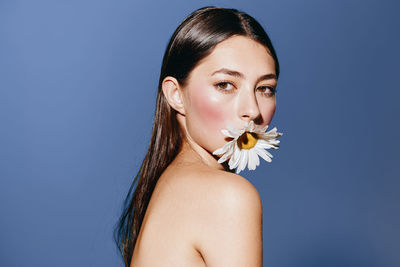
[
  {"left": 159, "top": 164, "right": 262, "bottom": 213},
  {"left": 208, "top": 170, "right": 262, "bottom": 211},
  {"left": 195, "top": 170, "right": 263, "bottom": 266},
  {"left": 158, "top": 165, "right": 263, "bottom": 266}
]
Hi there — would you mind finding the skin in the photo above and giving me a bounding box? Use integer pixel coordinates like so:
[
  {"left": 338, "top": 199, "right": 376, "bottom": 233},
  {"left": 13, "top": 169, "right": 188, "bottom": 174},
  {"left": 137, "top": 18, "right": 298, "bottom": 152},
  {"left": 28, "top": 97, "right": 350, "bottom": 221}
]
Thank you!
[{"left": 130, "top": 35, "right": 278, "bottom": 267}]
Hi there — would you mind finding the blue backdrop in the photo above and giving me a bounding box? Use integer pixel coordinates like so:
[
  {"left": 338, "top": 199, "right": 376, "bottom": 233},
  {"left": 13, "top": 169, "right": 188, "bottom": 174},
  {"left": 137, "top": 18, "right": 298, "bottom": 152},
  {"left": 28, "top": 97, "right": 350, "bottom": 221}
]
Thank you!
[{"left": 1, "top": 0, "right": 399, "bottom": 266}]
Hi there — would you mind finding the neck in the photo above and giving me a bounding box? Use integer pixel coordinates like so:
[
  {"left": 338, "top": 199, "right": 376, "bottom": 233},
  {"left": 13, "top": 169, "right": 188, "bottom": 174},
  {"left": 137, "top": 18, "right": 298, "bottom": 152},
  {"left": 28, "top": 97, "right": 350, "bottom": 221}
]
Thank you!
[
  {"left": 176, "top": 115, "right": 230, "bottom": 172},
  {"left": 178, "top": 136, "right": 225, "bottom": 171}
]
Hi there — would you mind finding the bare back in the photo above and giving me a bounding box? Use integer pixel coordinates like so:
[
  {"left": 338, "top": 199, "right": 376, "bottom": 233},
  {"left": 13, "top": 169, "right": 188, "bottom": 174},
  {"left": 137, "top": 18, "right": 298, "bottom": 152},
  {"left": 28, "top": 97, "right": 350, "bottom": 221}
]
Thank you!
[{"left": 130, "top": 159, "right": 208, "bottom": 267}]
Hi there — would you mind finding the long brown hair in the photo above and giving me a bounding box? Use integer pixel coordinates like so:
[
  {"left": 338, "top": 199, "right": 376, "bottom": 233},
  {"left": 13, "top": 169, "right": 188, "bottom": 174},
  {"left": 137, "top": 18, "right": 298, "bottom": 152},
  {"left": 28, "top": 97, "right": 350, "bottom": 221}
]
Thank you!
[{"left": 114, "top": 6, "right": 280, "bottom": 266}]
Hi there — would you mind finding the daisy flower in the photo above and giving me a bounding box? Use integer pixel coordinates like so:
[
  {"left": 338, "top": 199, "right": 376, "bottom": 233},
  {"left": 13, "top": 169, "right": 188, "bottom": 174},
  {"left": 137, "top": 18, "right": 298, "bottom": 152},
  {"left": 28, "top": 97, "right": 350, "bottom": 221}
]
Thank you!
[{"left": 212, "top": 120, "right": 283, "bottom": 174}]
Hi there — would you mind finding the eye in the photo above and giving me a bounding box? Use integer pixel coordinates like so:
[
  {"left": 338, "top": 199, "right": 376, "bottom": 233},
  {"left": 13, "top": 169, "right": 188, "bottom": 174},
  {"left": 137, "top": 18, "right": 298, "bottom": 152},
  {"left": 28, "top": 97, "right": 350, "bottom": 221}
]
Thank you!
[
  {"left": 257, "top": 86, "right": 276, "bottom": 97},
  {"left": 214, "top": 81, "right": 235, "bottom": 93}
]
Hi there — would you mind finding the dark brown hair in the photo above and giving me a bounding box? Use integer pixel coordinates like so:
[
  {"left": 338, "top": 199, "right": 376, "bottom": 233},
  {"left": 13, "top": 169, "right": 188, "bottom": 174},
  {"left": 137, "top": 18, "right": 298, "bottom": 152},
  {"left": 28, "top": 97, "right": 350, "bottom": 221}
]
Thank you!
[{"left": 114, "top": 6, "right": 280, "bottom": 266}]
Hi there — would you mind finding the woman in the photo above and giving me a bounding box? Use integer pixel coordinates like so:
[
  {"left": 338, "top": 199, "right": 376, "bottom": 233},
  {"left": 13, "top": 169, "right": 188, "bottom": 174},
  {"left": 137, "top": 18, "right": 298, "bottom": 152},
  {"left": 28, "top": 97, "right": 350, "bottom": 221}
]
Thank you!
[{"left": 115, "top": 6, "right": 281, "bottom": 267}]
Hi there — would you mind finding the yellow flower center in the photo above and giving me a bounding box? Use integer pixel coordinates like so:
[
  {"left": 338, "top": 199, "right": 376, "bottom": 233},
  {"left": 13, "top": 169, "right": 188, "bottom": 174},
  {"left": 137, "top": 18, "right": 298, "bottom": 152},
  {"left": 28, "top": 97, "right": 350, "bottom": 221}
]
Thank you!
[{"left": 237, "top": 132, "right": 258, "bottom": 150}]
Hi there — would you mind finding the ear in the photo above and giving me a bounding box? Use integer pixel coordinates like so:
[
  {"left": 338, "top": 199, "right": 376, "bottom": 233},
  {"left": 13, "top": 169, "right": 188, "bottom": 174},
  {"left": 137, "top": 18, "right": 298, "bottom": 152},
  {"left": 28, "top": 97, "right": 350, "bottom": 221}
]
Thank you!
[{"left": 161, "top": 76, "right": 186, "bottom": 115}]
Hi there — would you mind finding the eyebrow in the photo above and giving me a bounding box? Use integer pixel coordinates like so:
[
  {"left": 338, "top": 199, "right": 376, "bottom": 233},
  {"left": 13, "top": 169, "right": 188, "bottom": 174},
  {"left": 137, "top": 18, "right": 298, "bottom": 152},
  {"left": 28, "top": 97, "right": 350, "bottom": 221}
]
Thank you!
[{"left": 211, "top": 68, "right": 277, "bottom": 84}]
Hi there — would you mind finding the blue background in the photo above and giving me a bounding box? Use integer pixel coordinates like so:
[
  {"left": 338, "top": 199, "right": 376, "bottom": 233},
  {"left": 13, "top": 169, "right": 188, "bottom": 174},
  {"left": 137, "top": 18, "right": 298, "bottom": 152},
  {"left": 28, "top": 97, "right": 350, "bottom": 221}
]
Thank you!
[{"left": 1, "top": 0, "right": 399, "bottom": 266}]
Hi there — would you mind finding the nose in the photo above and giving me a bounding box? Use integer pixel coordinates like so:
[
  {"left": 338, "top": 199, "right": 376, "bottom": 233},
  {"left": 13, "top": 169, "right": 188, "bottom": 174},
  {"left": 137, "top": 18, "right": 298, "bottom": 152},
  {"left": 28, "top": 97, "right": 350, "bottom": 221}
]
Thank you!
[{"left": 237, "top": 87, "right": 261, "bottom": 122}]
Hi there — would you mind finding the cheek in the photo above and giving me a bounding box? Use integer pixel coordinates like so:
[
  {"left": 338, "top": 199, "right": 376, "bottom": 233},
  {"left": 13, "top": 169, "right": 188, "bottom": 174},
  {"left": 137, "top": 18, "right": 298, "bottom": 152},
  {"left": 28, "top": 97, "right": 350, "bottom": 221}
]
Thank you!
[
  {"left": 190, "top": 86, "right": 229, "bottom": 129},
  {"left": 259, "top": 99, "right": 276, "bottom": 126}
]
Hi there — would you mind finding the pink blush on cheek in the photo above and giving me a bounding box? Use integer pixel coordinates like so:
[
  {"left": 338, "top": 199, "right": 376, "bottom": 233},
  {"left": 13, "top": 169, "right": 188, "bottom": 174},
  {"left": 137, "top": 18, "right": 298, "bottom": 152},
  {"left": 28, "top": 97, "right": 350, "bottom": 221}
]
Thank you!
[{"left": 190, "top": 85, "right": 228, "bottom": 130}]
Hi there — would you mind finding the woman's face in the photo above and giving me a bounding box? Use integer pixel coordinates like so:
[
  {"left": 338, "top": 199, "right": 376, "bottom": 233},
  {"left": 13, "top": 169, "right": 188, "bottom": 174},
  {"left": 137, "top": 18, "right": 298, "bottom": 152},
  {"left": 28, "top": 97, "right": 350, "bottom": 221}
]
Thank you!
[{"left": 181, "top": 35, "right": 278, "bottom": 154}]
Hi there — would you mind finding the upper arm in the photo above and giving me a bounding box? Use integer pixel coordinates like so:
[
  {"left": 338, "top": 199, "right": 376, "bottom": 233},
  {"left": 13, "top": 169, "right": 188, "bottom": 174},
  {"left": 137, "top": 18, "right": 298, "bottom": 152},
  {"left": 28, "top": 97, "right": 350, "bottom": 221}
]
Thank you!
[{"left": 194, "top": 173, "right": 263, "bottom": 267}]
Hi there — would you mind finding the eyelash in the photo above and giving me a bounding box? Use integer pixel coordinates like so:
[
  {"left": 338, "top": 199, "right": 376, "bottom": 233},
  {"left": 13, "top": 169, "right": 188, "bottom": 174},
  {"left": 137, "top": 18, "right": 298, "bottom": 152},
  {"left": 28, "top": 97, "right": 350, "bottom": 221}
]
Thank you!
[{"left": 214, "top": 81, "right": 277, "bottom": 96}]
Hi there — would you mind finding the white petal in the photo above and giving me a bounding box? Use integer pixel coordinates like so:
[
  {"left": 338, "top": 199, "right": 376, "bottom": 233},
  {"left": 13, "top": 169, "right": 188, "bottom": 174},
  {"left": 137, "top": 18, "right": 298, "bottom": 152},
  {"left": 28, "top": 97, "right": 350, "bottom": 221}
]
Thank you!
[
  {"left": 227, "top": 125, "right": 243, "bottom": 137},
  {"left": 213, "top": 141, "right": 234, "bottom": 155},
  {"left": 260, "top": 124, "right": 269, "bottom": 132},
  {"left": 231, "top": 146, "right": 243, "bottom": 172},
  {"left": 268, "top": 138, "right": 280, "bottom": 144},
  {"left": 247, "top": 120, "right": 255, "bottom": 132},
  {"left": 221, "top": 129, "right": 235, "bottom": 138},
  {"left": 217, "top": 143, "right": 235, "bottom": 163},
  {"left": 247, "top": 149, "right": 258, "bottom": 170},
  {"left": 263, "top": 134, "right": 278, "bottom": 140},
  {"left": 213, "top": 146, "right": 227, "bottom": 156},
  {"left": 235, "top": 154, "right": 243, "bottom": 174},
  {"left": 228, "top": 144, "right": 241, "bottom": 170},
  {"left": 254, "top": 147, "right": 272, "bottom": 162},
  {"left": 254, "top": 128, "right": 266, "bottom": 135},
  {"left": 265, "top": 127, "right": 278, "bottom": 136},
  {"left": 256, "top": 139, "right": 275, "bottom": 149},
  {"left": 256, "top": 142, "right": 273, "bottom": 156},
  {"left": 252, "top": 149, "right": 260, "bottom": 167},
  {"left": 261, "top": 147, "right": 273, "bottom": 158},
  {"left": 268, "top": 140, "right": 280, "bottom": 148},
  {"left": 237, "top": 149, "right": 248, "bottom": 174}
]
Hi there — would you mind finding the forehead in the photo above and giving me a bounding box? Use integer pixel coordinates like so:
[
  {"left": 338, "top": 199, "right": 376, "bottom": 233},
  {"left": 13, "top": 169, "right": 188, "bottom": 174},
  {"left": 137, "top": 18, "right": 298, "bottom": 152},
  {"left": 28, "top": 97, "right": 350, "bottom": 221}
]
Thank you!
[{"left": 189, "top": 35, "right": 276, "bottom": 79}]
